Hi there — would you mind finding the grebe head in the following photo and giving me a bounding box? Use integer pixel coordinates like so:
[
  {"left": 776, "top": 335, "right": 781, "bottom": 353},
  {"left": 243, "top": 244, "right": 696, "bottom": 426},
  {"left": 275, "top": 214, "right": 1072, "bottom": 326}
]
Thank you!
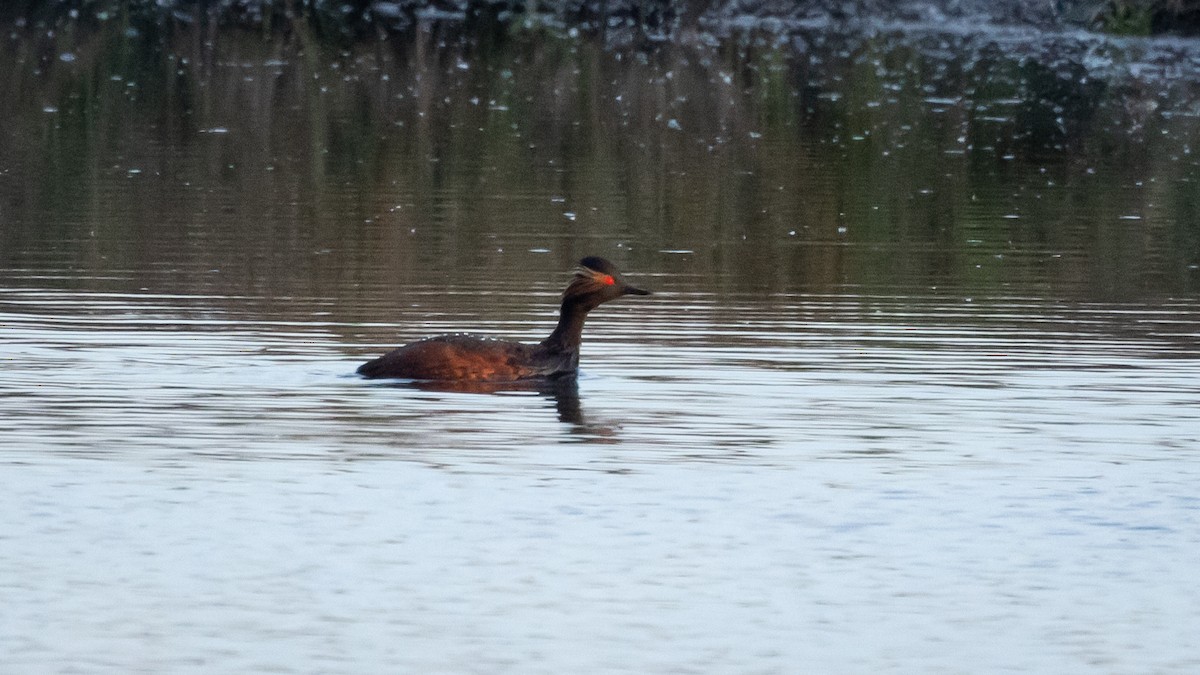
[{"left": 564, "top": 256, "right": 651, "bottom": 307}]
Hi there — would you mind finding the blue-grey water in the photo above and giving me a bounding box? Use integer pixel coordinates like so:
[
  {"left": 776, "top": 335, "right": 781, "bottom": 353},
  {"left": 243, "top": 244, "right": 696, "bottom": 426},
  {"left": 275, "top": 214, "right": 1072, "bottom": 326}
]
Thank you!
[{"left": 3, "top": 10, "right": 1200, "bottom": 673}]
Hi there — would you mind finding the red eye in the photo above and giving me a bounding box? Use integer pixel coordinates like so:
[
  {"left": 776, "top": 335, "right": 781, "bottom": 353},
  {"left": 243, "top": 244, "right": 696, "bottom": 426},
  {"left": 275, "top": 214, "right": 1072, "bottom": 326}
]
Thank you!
[{"left": 601, "top": 274, "right": 615, "bottom": 286}]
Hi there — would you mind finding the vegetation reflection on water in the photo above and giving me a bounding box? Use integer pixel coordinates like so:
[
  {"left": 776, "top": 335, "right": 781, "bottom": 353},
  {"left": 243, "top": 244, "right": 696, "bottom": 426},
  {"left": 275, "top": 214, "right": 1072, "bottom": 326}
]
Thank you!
[{"left": 3, "top": 16, "right": 1199, "bottom": 306}]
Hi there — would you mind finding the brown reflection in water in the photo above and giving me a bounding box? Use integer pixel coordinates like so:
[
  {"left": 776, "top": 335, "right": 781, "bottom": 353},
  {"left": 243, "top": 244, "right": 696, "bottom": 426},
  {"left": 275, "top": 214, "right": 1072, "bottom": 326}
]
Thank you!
[{"left": 386, "top": 376, "right": 619, "bottom": 439}]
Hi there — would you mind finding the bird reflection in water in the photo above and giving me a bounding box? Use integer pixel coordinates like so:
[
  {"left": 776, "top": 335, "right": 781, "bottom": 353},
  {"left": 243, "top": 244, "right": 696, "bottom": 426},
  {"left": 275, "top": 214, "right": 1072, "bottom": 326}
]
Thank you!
[{"left": 394, "top": 376, "right": 620, "bottom": 439}]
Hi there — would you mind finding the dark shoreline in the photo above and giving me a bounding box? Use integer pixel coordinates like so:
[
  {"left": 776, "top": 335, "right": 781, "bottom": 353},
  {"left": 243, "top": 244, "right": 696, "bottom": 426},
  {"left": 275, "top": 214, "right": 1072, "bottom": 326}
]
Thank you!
[{"left": 4, "top": 1, "right": 1200, "bottom": 40}]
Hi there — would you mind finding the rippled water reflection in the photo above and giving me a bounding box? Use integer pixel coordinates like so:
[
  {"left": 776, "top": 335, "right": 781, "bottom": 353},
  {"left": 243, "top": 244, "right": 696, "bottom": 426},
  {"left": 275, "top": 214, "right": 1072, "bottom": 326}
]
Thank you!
[
  {"left": 5, "top": 282, "right": 1199, "bottom": 671},
  {"left": 3, "top": 12, "right": 1200, "bottom": 674}
]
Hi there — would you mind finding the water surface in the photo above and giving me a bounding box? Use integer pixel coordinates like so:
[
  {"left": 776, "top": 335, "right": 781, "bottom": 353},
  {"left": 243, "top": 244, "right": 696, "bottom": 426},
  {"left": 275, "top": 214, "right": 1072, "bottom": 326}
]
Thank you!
[{"left": 2, "top": 14, "right": 1200, "bottom": 673}]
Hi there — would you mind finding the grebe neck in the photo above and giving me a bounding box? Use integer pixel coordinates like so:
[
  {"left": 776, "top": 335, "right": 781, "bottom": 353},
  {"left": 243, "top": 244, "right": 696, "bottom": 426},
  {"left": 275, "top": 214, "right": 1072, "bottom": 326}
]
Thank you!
[{"left": 541, "top": 297, "right": 593, "bottom": 352}]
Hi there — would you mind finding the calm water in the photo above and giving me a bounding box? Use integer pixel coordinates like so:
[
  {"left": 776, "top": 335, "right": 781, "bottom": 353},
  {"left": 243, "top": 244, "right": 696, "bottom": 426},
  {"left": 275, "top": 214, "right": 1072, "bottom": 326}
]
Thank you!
[{"left": 3, "top": 12, "right": 1200, "bottom": 673}]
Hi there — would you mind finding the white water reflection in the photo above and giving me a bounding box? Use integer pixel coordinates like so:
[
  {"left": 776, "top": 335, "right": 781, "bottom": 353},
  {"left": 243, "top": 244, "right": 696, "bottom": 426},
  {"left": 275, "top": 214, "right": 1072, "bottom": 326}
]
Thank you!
[{"left": 3, "top": 284, "right": 1200, "bottom": 671}]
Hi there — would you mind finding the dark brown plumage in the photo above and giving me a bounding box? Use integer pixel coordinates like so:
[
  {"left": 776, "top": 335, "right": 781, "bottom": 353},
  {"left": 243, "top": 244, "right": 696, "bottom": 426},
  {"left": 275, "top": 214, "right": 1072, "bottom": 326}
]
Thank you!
[{"left": 357, "top": 256, "right": 650, "bottom": 381}]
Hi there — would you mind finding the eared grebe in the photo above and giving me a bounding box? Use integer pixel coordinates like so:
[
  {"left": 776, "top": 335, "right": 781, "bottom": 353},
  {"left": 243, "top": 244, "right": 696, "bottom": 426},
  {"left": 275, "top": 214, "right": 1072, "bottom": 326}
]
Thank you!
[{"left": 357, "top": 256, "right": 650, "bottom": 381}]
